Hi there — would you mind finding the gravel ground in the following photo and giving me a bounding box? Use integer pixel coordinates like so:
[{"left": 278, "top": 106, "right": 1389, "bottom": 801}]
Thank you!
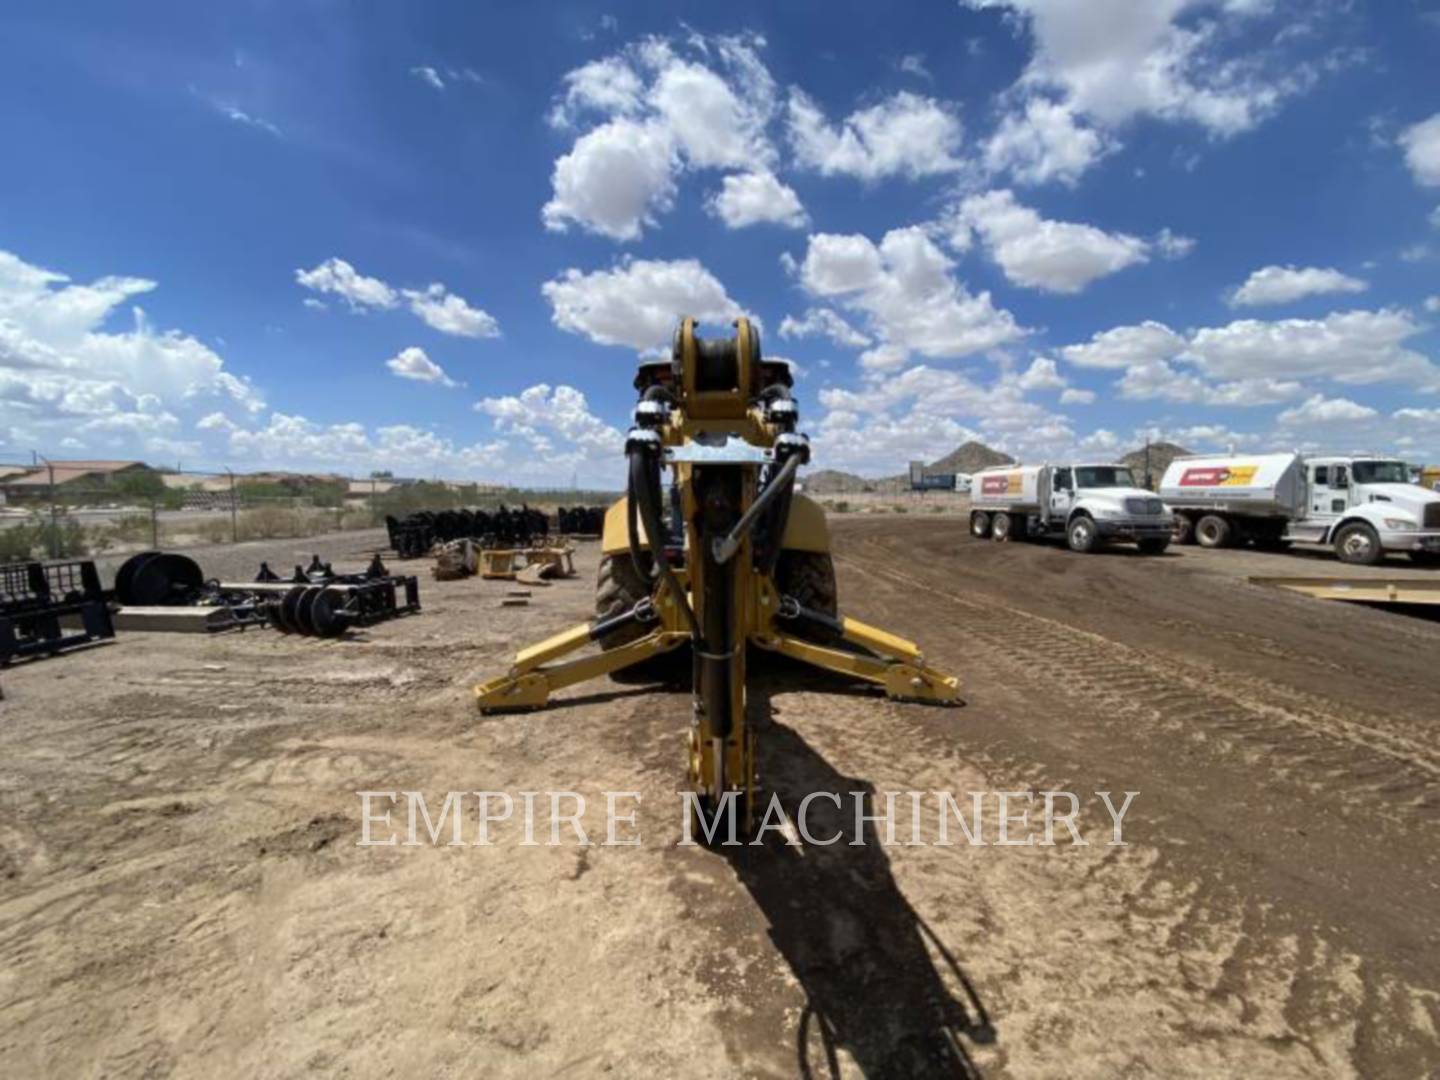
[{"left": 1, "top": 517, "right": 1438, "bottom": 1077}]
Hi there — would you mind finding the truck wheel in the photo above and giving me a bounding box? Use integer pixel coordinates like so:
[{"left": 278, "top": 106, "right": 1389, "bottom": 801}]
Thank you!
[
  {"left": 1334, "top": 522, "right": 1383, "bottom": 566},
  {"left": 1174, "top": 515, "right": 1195, "bottom": 545},
  {"left": 1195, "top": 515, "right": 1232, "bottom": 549},
  {"left": 1137, "top": 537, "right": 1170, "bottom": 555},
  {"left": 1067, "top": 515, "right": 1099, "bottom": 553},
  {"left": 970, "top": 511, "right": 991, "bottom": 539},
  {"left": 992, "top": 512, "right": 1012, "bottom": 542}
]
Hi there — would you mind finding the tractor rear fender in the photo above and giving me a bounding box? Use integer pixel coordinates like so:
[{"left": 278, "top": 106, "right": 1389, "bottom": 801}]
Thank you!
[{"left": 600, "top": 492, "right": 831, "bottom": 555}]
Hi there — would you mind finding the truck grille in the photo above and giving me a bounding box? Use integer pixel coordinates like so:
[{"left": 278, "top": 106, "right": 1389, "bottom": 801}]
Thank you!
[
  {"left": 1125, "top": 497, "right": 1165, "bottom": 516},
  {"left": 1426, "top": 504, "right": 1440, "bottom": 529}
]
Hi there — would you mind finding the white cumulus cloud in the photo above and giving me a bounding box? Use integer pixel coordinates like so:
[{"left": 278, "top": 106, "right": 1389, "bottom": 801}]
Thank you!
[
  {"left": 402, "top": 284, "right": 500, "bottom": 338},
  {"left": 296, "top": 258, "right": 499, "bottom": 338},
  {"left": 1228, "top": 264, "right": 1368, "bottom": 307},
  {"left": 1399, "top": 113, "right": 1440, "bottom": 187},
  {"left": 963, "top": 0, "right": 1314, "bottom": 137},
  {"left": 294, "top": 258, "right": 399, "bottom": 311},
  {"left": 1276, "top": 394, "right": 1378, "bottom": 426},
  {"left": 795, "top": 228, "right": 1025, "bottom": 361},
  {"left": 385, "top": 346, "right": 460, "bottom": 387},
  {"left": 787, "top": 90, "right": 965, "bottom": 181},
  {"left": 778, "top": 307, "right": 872, "bottom": 349},
  {"left": 542, "top": 32, "right": 778, "bottom": 240},
  {"left": 982, "top": 97, "right": 1110, "bottom": 186},
  {"left": 0, "top": 248, "right": 262, "bottom": 455},
  {"left": 951, "top": 190, "right": 1151, "bottom": 294},
  {"left": 542, "top": 257, "right": 749, "bottom": 351},
  {"left": 706, "top": 170, "right": 808, "bottom": 229},
  {"left": 476, "top": 383, "right": 624, "bottom": 459}
]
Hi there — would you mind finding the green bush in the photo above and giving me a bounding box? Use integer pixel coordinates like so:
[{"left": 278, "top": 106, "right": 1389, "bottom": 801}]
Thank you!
[{"left": 0, "top": 516, "right": 90, "bottom": 560}]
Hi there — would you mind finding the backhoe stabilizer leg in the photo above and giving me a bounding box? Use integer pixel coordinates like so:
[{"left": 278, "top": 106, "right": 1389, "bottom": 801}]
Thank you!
[
  {"left": 475, "top": 627, "right": 688, "bottom": 712},
  {"left": 758, "top": 621, "right": 962, "bottom": 704}
]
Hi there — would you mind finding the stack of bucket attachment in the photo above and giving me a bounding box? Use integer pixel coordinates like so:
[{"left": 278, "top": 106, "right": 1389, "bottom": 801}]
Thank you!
[
  {"left": 385, "top": 505, "right": 550, "bottom": 560},
  {"left": 556, "top": 506, "right": 606, "bottom": 537},
  {"left": 0, "top": 559, "right": 115, "bottom": 664}
]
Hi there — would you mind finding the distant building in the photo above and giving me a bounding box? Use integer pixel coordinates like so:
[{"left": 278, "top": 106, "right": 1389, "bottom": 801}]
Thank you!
[{"left": 0, "top": 460, "right": 157, "bottom": 499}]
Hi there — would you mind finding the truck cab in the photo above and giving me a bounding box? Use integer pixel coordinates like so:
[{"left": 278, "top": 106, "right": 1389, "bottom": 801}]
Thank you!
[
  {"left": 1293, "top": 456, "right": 1440, "bottom": 565},
  {"left": 1050, "top": 464, "right": 1173, "bottom": 553}
]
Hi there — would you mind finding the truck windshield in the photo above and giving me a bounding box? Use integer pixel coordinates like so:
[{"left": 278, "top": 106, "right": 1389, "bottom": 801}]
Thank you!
[
  {"left": 1074, "top": 467, "right": 1137, "bottom": 488},
  {"left": 1351, "top": 461, "right": 1409, "bottom": 484}
]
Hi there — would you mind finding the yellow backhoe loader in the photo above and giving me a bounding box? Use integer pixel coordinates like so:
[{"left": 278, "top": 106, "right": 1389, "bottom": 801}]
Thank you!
[{"left": 475, "top": 318, "right": 961, "bottom": 835}]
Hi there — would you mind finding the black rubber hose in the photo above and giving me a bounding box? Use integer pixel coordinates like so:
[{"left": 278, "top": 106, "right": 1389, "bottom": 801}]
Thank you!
[
  {"left": 627, "top": 447, "right": 700, "bottom": 639},
  {"left": 755, "top": 460, "right": 798, "bottom": 576}
]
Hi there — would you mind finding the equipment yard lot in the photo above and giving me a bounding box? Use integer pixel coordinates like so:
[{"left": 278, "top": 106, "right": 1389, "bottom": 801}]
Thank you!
[{"left": 2, "top": 518, "right": 1439, "bottom": 1078}]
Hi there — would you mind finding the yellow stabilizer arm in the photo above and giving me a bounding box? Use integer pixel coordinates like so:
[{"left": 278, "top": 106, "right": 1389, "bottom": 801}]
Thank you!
[
  {"left": 755, "top": 614, "right": 962, "bottom": 703},
  {"left": 475, "top": 621, "right": 689, "bottom": 711}
]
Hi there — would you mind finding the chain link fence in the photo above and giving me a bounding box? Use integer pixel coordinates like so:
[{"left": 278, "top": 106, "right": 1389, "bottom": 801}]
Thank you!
[{"left": 0, "top": 457, "right": 618, "bottom": 562}]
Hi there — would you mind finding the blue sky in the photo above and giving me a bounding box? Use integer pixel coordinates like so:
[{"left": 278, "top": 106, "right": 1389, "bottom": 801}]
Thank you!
[{"left": 1, "top": 0, "right": 1438, "bottom": 485}]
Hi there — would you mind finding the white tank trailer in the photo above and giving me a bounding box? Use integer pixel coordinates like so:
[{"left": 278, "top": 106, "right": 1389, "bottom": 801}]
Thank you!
[
  {"left": 969, "top": 463, "right": 1173, "bottom": 554},
  {"left": 1159, "top": 452, "right": 1440, "bottom": 566}
]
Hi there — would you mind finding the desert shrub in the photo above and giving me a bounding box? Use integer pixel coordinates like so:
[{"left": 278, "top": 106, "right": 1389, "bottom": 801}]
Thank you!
[
  {"left": 192, "top": 518, "right": 234, "bottom": 546},
  {"left": 0, "top": 516, "right": 90, "bottom": 560},
  {"left": 830, "top": 500, "right": 851, "bottom": 514},
  {"left": 238, "top": 504, "right": 306, "bottom": 540}
]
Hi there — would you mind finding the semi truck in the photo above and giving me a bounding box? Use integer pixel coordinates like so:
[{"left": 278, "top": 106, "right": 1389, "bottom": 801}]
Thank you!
[
  {"left": 1158, "top": 453, "right": 1440, "bottom": 566},
  {"left": 969, "top": 463, "right": 1174, "bottom": 554}
]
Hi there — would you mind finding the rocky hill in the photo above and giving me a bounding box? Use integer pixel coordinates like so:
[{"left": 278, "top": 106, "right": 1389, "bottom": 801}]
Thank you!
[
  {"left": 801, "top": 468, "right": 874, "bottom": 494},
  {"left": 1118, "top": 442, "right": 1191, "bottom": 489},
  {"left": 926, "top": 441, "right": 1016, "bottom": 475},
  {"left": 803, "top": 441, "right": 1015, "bottom": 494}
]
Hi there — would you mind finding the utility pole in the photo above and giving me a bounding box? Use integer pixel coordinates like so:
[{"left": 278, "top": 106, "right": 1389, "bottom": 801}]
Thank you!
[
  {"left": 40, "top": 455, "right": 59, "bottom": 558},
  {"left": 225, "top": 467, "right": 238, "bottom": 544}
]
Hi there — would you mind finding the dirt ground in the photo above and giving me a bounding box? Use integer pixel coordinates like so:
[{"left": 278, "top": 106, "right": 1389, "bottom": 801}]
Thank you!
[{"left": 2, "top": 518, "right": 1439, "bottom": 1078}]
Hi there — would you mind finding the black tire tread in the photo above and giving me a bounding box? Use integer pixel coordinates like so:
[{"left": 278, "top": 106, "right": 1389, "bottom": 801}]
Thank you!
[{"left": 595, "top": 553, "right": 653, "bottom": 648}]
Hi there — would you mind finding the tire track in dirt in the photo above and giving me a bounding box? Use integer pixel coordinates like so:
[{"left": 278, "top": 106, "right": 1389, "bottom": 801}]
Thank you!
[{"left": 841, "top": 545, "right": 1440, "bottom": 828}]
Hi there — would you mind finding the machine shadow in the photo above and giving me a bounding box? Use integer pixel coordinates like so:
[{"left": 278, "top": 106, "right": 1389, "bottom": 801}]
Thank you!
[{"left": 722, "top": 676, "right": 995, "bottom": 1079}]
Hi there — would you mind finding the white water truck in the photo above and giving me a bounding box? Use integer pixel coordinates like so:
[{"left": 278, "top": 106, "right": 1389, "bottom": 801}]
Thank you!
[
  {"left": 969, "top": 463, "right": 1174, "bottom": 554},
  {"left": 1159, "top": 453, "right": 1440, "bottom": 566}
]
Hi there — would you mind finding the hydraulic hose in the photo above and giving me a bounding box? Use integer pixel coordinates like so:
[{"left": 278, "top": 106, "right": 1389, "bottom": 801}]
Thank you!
[
  {"left": 753, "top": 455, "right": 800, "bottom": 576},
  {"left": 627, "top": 443, "right": 700, "bottom": 639}
]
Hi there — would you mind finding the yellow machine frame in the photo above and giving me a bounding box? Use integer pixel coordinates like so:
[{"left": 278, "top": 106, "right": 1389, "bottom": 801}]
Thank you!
[{"left": 475, "top": 317, "right": 960, "bottom": 831}]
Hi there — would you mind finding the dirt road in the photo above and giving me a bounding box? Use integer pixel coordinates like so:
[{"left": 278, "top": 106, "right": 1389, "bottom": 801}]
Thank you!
[{"left": 1, "top": 518, "right": 1438, "bottom": 1077}]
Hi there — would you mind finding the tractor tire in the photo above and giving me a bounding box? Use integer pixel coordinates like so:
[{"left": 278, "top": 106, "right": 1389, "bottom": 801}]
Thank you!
[
  {"left": 1195, "top": 514, "right": 1232, "bottom": 549},
  {"left": 970, "top": 511, "right": 991, "bottom": 539},
  {"left": 595, "top": 552, "right": 652, "bottom": 649},
  {"left": 1137, "top": 536, "right": 1170, "bottom": 556},
  {"left": 992, "top": 512, "right": 1013, "bottom": 542},
  {"left": 1067, "top": 514, "right": 1100, "bottom": 554},
  {"left": 1334, "top": 522, "right": 1383, "bottom": 566},
  {"left": 776, "top": 549, "right": 839, "bottom": 643},
  {"left": 1173, "top": 515, "right": 1195, "bottom": 545}
]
